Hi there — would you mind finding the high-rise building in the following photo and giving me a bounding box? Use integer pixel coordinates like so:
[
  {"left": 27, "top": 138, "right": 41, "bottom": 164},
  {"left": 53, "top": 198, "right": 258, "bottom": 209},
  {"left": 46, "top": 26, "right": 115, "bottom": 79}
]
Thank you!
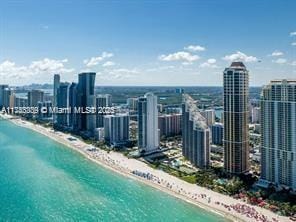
[
  {"left": 127, "top": 98, "right": 138, "bottom": 111},
  {"left": 69, "top": 82, "right": 78, "bottom": 129},
  {"left": 0, "top": 85, "right": 9, "bottom": 108},
  {"left": 96, "top": 94, "right": 112, "bottom": 128},
  {"left": 9, "top": 93, "right": 16, "bottom": 109},
  {"left": 77, "top": 72, "right": 96, "bottom": 132},
  {"left": 223, "top": 62, "right": 249, "bottom": 174},
  {"left": 104, "top": 114, "right": 129, "bottom": 146},
  {"left": 28, "top": 90, "right": 44, "bottom": 107},
  {"left": 138, "top": 92, "right": 159, "bottom": 153},
  {"left": 56, "top": 82, "right": 71, "bottom": 127},
  {"left": 44, "top": 93, "right": 53, "bottom": 104},
  {"left": 211, "top": 123, "right": 223, "bottom": 146},
  {"left": 251, "top": 106, "right": 260, "bottom": 124},
  {"left": 53, "top": 74, "right": 60, "bottom": 106},
  {"left": 182, "top": 94, "right": 210, "bottom": 168},
  {"left": 14, "top": 96, "right": 28, "bottom": 108},
  {"left": 94, "top": 127, "right": 105, "bottom": 141},
  {"left": 158, "top": 114, "right": 182, "bottom": 138},
  {"left": 200, "top": 109, "right": 216, "bottom": 126},
  {"left": 3, "top": 88, "right": 12, "bottom": 108},
  {"left": 260, "top": 79, "right": 296, "bottom": 191},
  {"left": 53, "top": 74, "right": 60, "bottom": 123}
]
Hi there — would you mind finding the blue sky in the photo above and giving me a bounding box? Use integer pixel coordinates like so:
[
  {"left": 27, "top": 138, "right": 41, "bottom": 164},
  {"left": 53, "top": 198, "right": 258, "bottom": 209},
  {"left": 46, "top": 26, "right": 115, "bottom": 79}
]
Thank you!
[{"left": 0, "top": 0, "right": 296, "bottom": 86}]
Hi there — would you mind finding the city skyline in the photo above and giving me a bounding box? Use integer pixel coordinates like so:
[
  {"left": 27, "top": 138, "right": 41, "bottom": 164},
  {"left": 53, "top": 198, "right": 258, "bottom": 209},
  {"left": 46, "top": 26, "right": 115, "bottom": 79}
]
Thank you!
[
  {"left": 1, "top": 63, "right": 295, "bottom": 220},
  {"left": 0, "top": 0, "right": 296, "bottom": 86},
  {"left": 0, "top": 1, "right": 295, "bottom": 221}
]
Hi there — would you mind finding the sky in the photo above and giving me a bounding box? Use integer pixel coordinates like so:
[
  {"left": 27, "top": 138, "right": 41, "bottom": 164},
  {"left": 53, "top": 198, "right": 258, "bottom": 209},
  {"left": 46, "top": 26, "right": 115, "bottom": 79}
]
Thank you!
[{"left": 0, "top": 0, "right": 296, "bottom": 86}]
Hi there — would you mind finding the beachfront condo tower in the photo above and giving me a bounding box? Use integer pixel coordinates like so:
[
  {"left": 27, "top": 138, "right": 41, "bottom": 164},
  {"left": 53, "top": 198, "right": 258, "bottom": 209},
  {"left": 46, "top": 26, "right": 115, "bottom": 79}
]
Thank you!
[
  {"left": 182, "top": 94, "right": 210, "bottom": 168},
  {"left": 56, "top": 82, "right": 71, "bottom": 127},
  {"left": 138, "top": 92, "right": 159, "bottom": 153},
  {"left": 104, "top": 113, "right": 129, "bottom": 147},
  {"left": 96, "top": 94, "right": 112, "bottom": 128},
  {"left": 0, "top": 85, "right": 9, "bottom": 109},
  {"left": 53, "top": 74, "right": 60, "bottom": 123},
  {"left": 259, "top": 79, "right": 296, "bottom": 191},
  {"left": 27, "top": 90, "right": 44, "bottom": 107},
  {"left": 69, "top": 82, "right": 78, "bottom": 129},
  {"left": 223, "top": 62, "right": 249, "bottom": 174},
  {"left": 77, "top": 72, "right": 96, "bottom": 133}
]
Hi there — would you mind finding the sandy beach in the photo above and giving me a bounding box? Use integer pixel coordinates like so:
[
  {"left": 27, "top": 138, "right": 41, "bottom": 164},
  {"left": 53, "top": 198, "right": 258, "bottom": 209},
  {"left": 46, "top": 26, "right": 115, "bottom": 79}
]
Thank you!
[{"left": 0, "top": 114, "right": 291, "bottom": 222}]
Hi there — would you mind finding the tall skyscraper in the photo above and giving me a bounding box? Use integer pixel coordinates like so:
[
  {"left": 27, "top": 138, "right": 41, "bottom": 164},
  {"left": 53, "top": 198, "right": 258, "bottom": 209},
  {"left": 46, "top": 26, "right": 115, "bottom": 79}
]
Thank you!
[
  {"left": 14, "top": 96, "right": 28, "bottom": 109},
  {"left": 3, "top": 88, "right": 12, "bottom": 108},
  {"left": 138, "top": 92, "right": 159, "bottom": 153},
  {"left": 56, "top": 82, "right": 71, "bottom": 127},
  {"left": 96, "top": 94, "right": 112, "bottom": 128},
  {"left": 0, "top": 85, "right": 9, "bottom": 108},
  {"left": 104, "top": 114, "right": 129, "bottom": 146},
  {"left": 223, "top": 62, "right": 249, "bottom": 174},
  {"left": 251, "top": 106, "right": 261, "bottom": 124},
  {"left": 69, "top": 82, "right": 78, "bottom": 129},
  {"left": 9, "top": 92, "right": 16, "bottom": 110},
  {"left": 260, "top": 79, "right": 296, "bottom": 190},
  {"left": 28, "top": 90, "right": 44, "bottom": 107},
  {"left": 182, "top": 94, "right": 210, "bottom": 168},
  {"left": 158, "top": 114, "right": 182, "bottom": 137},
  {"left": 53, "top": 74, "right": 60, "bottom": 106},
  {"left": 53, "top": 74, "right": 60, "bottom": 123},
  {"left": 211, "top": 123, "right": 224, "bottom": 146},
  {"left": 77, "top": 72, "right": 96, "bottom": 132},
  {"left": 127, "top": 98, "right": 138, "bottom": 111}
]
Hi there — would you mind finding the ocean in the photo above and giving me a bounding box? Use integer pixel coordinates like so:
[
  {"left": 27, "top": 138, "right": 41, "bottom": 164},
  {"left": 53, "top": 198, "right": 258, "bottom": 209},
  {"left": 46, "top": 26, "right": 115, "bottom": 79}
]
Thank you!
[{"left": 0, "top": 118, "right": 227, "bottom": 222}]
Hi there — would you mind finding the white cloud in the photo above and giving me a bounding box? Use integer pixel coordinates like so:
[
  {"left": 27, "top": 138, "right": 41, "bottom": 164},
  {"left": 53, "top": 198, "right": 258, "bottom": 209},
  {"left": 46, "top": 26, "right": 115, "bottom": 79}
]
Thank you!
[
  {"left": 29, "top": 58, "right": 70, "bottom": 72},
  {"left": 292, "top": 42, "right": 296, "bottom": 46},
  {"left": 182, "top": 62, "right": 194, "bottom": 66},
  {"left": 223, "top": 51, "right": 258, "bottom": 63},
  {"left": 184, "top": 45, "right": 206, "bottom": 52},
  {"left": 290, "top": 61, "right": 296, "bottom": 66},
  {"left": 100, "top": 68, "right": 139, "bottom": 80},
  {"left": 83, "top": 52, "right": 113, "bottom": 67},
  {"left": 0, "top": 61, "right": 34, "bottom": 81},
  {"left": 290, "top": 32, "right": 296, "bottom": 36},
  {"left": 0, "top": 60, "right": 17, "bottom": 72},
  {"left": 102, "top": 61, "right": 115, "bottom": 67},
  {"left": 0, "top": 58, "right": 74, "bottom": 81},
  {"left": 207, "top": 58, "right": 216, "bottom": 64},
  {"left": 273, "top": 58, "right": 287, "bottom": 64},
  {"left": 200, "top": 58, "right": 217, "bottom": 68},
  {"left": 159, "top": 51, "right": 200, "bottom": 63},
  {"left": 269, "top": 50, "right": 284, "bottom": 57}
]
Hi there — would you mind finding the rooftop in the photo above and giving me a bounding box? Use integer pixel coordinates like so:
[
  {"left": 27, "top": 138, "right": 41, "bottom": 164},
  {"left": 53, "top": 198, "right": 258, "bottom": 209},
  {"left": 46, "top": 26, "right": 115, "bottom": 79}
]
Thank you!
[
  {"left": 182, "top": 94, "right": 209, "bottom": 130},
  {"left": 270, "top": 79, "right": 296, "bottom": 84},
  {"left": 230, "top": 61, "right": 246, "bottom": 68}
]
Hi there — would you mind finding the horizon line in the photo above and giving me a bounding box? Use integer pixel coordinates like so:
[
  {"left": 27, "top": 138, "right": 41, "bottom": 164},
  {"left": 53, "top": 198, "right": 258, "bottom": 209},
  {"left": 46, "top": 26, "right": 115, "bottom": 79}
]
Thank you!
[{"left": 6, "top": 84, "right": 264, "bottom": 88}]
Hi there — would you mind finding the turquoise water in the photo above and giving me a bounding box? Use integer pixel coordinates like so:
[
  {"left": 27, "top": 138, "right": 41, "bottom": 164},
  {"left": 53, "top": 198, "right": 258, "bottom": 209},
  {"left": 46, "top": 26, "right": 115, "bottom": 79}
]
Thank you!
[{"left": 0, "top": 118, "right": 227, "bottom": 222}]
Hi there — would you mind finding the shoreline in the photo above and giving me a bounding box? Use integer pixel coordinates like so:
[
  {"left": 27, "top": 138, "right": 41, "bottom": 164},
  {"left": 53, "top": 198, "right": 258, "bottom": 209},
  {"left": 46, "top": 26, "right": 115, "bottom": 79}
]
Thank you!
[{"left": 0, "top": 114, "right": 290, "bottom": 222}]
